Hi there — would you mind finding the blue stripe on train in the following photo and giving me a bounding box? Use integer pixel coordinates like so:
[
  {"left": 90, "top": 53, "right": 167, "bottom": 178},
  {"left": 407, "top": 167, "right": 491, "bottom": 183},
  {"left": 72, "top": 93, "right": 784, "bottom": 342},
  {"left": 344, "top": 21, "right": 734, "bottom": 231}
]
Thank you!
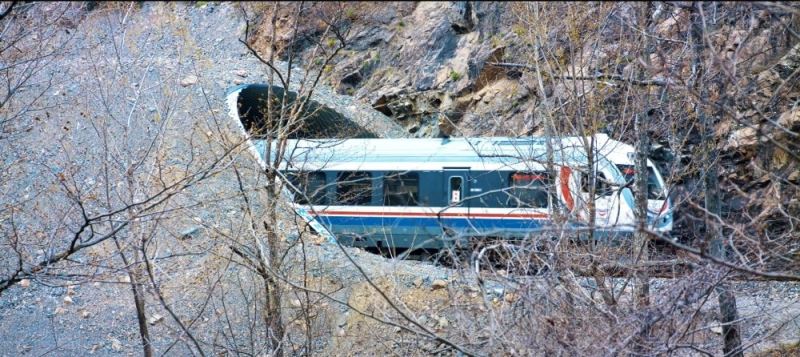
[{"left": 316, "top": 215, "right": 544, "bottom": 230}]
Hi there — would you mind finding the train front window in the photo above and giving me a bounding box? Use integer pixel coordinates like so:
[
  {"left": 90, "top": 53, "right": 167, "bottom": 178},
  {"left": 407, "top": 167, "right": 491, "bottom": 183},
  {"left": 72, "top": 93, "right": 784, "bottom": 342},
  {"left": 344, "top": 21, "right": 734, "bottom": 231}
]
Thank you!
[
  {"left": 383, "top": 172, "right": 419, "bottom": 206},
  {"left": 288, "top": 171, "right": 327, "bottom": 205},
  {"left": 581, "top": 172, "right": 613, "bottom": 197},
  {"left": 336, "top": 172, "right": 372, "bottom": 205},
  {"left": 616, "top": 165, "right": 664, "bottom": 200},
  {"left": 508, "top": 172, "right": 550, "bottom": 208}
]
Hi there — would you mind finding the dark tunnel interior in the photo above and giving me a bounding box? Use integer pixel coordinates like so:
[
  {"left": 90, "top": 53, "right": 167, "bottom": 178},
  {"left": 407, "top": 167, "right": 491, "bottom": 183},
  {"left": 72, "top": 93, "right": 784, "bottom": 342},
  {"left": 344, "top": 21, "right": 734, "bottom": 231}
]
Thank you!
[{"left": 234, "top": 84, "right": 377, "bottom": 139}]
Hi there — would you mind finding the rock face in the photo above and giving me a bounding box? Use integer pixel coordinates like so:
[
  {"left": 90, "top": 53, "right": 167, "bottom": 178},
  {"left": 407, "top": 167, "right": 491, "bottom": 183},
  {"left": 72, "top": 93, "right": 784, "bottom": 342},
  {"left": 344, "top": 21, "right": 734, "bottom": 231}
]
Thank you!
[{"left": 251, "top": 2, "right": 526, "bottom": 138}]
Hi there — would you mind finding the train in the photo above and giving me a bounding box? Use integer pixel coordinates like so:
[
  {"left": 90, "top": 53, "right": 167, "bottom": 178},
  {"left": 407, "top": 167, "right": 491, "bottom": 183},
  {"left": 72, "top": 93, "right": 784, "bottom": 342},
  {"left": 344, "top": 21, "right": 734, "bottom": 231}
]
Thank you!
[
  {"left": 570, "top": 134, "right": 673, "bottom": 232},
  {"left": 250, "top": 136, "right": 673, "bottom": 250}
]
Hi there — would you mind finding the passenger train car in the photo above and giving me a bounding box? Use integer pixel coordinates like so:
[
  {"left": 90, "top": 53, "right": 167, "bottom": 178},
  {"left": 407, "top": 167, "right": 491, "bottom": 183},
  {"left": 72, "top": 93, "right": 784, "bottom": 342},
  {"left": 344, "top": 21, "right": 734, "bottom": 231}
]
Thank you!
[{"left": 251, "top": 137, "right": 671, "bottom": 250}]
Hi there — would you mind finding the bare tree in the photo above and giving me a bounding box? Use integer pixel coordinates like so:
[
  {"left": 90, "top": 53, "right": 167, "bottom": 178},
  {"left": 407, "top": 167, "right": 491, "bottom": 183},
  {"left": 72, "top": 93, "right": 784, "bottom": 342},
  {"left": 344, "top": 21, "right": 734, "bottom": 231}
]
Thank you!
[{"left": 2, "top": 2, "right": 799, "bottom": 356}]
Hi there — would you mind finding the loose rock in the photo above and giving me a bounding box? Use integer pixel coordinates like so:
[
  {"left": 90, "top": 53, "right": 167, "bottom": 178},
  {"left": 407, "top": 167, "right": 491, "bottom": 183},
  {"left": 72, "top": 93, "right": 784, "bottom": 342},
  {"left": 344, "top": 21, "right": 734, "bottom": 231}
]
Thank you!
[
  {"left": 711, "top": 324, "right": 723, "bottom": 335},
  {"left": 504, "top": 292, "right": 518, "bottom": 303},
  {"left": 109, "top": 337, "right": 123, "bottom": 351},
  {"left": 180, "top": 75, "right": 198, "bottom": 87},
  {"left": 788, "top": 171, "right": 800, "bottom": 183},
  {"left": 147, "top": 313, "right": 164, "bottom": 325},
  {"left": 431, "top": 279, "right": 448, "bottom": 290},
  {"left": 180, "top": 226, "right": 202, "bottom": 240}
]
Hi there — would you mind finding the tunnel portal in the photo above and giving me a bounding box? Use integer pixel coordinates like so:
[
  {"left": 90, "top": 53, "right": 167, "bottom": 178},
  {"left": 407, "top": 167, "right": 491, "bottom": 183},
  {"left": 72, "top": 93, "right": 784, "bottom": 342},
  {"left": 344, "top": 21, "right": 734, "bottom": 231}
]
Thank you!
[{"left": 234, "top": 84, "right": 377, "bottom": 139}]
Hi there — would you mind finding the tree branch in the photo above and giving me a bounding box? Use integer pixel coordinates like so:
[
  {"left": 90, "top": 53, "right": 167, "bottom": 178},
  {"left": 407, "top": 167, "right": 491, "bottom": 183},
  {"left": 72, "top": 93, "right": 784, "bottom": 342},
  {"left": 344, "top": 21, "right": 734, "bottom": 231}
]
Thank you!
[
  {"left": 646, "top": 229, "right": 800, "bottom": 281},
  {"left": 0, "top": 1, "right": 16, "bottom": 22}
]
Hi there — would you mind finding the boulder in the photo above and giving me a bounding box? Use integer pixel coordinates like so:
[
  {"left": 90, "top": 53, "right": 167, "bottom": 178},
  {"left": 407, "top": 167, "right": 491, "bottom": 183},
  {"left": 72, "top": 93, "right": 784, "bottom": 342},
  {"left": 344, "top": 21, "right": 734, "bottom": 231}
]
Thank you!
[
  {"left": 370, "top": 88, "right": 404, "bottom": 117},
  {"left": 467, "top": 46, "right": 506, "bottom": 94},
  {"left": 180, "top": 75, "right": 198, "bottom": 87}
]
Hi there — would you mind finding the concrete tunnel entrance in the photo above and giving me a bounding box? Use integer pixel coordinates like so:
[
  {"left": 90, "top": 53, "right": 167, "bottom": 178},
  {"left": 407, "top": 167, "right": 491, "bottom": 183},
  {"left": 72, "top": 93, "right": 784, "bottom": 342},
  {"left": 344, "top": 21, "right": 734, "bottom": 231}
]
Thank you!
[{"left": 232, "top": 84, "right": 377, "bottom": 139}]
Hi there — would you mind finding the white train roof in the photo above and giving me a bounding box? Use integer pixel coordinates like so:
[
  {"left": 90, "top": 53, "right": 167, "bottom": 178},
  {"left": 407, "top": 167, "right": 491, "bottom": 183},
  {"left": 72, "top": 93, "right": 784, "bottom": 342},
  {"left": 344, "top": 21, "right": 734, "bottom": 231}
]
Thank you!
[{"left": 252, "top": 137, "right": 624, "bottom": 172}]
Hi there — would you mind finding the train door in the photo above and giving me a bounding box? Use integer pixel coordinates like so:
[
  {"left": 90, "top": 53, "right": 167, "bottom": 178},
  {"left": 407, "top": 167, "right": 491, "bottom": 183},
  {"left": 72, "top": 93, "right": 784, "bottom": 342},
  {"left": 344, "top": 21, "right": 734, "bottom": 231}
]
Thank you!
[
  {"left": 443, "top": 168, "right": 470, "bottom": 207},
  {"left": 441, "top": 168, "right": 472, "bottom": 240}
]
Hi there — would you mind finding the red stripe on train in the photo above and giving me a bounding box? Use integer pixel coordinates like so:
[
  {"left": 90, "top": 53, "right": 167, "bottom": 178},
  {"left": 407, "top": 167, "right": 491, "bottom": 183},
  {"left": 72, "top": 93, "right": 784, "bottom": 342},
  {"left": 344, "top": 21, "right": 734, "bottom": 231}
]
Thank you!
[{"left": 560, "top": 166, "right": 574, "bottom": 211}]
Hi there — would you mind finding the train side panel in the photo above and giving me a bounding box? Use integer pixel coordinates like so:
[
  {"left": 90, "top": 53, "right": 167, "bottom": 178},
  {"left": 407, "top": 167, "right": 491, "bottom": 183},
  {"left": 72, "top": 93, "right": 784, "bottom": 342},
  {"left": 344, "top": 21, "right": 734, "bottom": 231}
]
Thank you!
[{"left": 306, "top": 169, "right": 557, "bottom": 249}]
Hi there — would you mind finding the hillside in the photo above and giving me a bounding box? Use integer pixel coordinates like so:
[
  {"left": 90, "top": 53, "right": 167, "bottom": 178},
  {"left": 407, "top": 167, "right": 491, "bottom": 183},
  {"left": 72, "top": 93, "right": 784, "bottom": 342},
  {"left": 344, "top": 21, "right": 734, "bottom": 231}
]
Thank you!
[{"left": 1, "top": 2, "right": 799, "bottom": 356}]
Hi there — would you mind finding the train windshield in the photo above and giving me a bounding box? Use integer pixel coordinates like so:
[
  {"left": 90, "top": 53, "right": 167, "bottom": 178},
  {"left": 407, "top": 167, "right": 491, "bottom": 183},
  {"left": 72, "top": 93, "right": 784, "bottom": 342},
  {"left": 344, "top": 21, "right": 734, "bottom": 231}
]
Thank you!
[
  {"left": 616, "top": 165, "right": 665, "bottom": 200},
  {"left": 580, "top": 172, "right": 614, "bottom": 197},
  {"left": 507, "top": 172, "right": 550, "bottom": 208}
]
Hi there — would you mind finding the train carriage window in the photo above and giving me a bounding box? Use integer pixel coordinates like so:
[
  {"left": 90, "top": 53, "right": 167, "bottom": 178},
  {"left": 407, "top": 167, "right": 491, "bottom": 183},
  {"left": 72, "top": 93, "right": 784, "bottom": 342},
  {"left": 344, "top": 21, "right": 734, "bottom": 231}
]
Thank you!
[
  {"left": 336, "top": 172, "right": 372, "bottom": 205},
  {"left": 287, "top": 171, "right": 327, "bottom": 205},
  {"left": 508, "top": 172, "right": 550, "bottom": 208},
  {"left": 383, "top": 172, "right": 419, "bottom": 206}
]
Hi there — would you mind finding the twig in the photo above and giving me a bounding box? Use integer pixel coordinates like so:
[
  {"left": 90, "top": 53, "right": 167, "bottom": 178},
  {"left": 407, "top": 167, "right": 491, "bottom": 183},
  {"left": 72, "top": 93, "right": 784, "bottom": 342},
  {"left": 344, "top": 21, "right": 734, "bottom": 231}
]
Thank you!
[{"left": 645, "top": 229, "right": 800, "bottom": 281}]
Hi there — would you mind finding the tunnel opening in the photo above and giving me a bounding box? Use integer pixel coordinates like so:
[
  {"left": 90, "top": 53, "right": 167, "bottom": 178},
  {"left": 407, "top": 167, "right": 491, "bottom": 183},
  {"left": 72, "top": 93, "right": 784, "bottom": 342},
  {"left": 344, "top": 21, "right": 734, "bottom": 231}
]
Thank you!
[{"left": 232, "top": 84, "right": 377, "bottom": 139}]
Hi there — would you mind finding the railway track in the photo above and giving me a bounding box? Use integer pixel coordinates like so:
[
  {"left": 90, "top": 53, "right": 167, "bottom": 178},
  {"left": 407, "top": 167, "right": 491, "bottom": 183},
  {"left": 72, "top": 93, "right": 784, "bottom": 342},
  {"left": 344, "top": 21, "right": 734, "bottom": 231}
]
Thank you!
[{"left": 365, "top": 240, "right": 707, "bottom": 279}]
